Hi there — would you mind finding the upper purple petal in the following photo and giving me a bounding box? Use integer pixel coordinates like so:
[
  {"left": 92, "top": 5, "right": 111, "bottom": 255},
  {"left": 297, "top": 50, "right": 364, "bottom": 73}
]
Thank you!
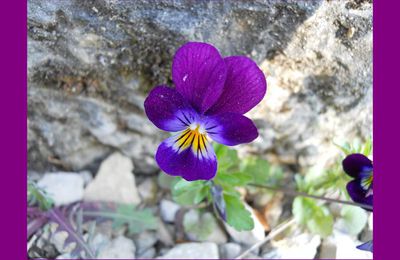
[
  {"left": 205, "top": 112, "right": 258, "bottom": 146},
  {"left": 172, "top": 42, "right": 227, "bottom": 114},
  {"left": 206, "top": 56, "right": 267, "bottom": 115},
  {"left": 346, "top": 180, "right": 373, "bottom": 211},
  {"left": 144, "top": 85, "right": 198, "bottom": 132},
  {"left": 156, "top": 136, "right": 217, "bottom": 181},
  {"left": 342, "top": 153, "right": 373, "bottom": 179}
]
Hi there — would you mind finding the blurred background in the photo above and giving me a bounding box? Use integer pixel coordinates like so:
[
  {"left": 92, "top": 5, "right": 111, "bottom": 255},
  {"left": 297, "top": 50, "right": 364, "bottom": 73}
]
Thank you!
[{"left": 28, "top": 0, "right": 372, "bottom": 259}]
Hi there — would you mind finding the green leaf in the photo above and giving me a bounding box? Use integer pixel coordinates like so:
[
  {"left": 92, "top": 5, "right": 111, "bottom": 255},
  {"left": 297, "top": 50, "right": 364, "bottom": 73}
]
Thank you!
[
  {"left": 82, "top": 204, "right": 157, "bottom": 235},
  {"left": 339, "top": 205, "right": 368, "bottom": 235},
  {"left": 307, "top": 206, "right": 333, "bottom": 238},
  {"left": 240, "top": 157, "right": 270, "bottom": 184},
  {"left": 28, "top": 180, "right": 54, "bottom": 211},
  {"left": 172, "top": 179, "right": 209, "bottom": 205},
  {"left": 213, "top": 143, "right": 240, "bottom": 172},
  {"left": 214, "top": 171, "right": 253, "bottom": 188},
  {"left": 224, "top": 193, "right": 254, "bottom": 231},
  {"left": 292, "top": 197, "right": 333, "bottom": 237}
]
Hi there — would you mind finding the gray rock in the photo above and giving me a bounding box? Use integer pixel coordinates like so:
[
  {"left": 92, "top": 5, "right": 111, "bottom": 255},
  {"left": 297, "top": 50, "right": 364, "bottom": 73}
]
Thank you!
[
  {"left": 158, "top": 242, "right": 219, "bottom": 259},
  {"left": 219, "top": 243, "right": 242, "bottom": 259},
  {"left": 83, "top": 152, "right": 141, "bottom": 205},
  {"left": 262, "top": 232, "right": 321, "bottom": 259},
  {"left": 97, "top": 236, "right": 136, "bottom": 259},
  {"left": 133, "top": 231, "right": 158, "bottom": 254},
  {"left": 160, "top": 199, "right": 181, "bottom": 223},
  {"left": 28, "top": 0, "right": 371, "bottom": 175},
  {"left": 37, "top": 172, "right": 84, "bottom": 206},
  {"left": 138, "top": 178, "right": 158, "bottom": 203},
  {"left": 183, "top": 209, "right": 227, "bottom": 244},
  {"left": 137, "top": 247, "right": 156, "bottom": 259},
  {"left": 319, "top": 230, "right": 372, "bottom": 259}
]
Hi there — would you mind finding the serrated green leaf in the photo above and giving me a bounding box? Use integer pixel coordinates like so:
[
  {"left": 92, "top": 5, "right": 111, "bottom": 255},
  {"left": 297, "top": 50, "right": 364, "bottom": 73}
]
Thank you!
[
  {"left": 82, "top": 203, "right": 157, "bottom": 235},
  {"left": 172, "top": 179, "right": 208, "bottom": 205},
  {"left": 116, "top": 205, "right": 157, "bottom": 234},
  {"left": 340, "top": 205, "right": 368, "bottom": 235},
  {"left": 224, "top": 193, "right": 254, "bottom": 231}
]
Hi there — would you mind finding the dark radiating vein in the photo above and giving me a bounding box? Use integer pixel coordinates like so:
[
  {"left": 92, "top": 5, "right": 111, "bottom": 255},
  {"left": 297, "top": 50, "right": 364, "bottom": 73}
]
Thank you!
[
  {"left": 174, "top": 129, "right": 190, "bottom": 143},
  {"left": 178, "top": 131, "right": 193, "bottom": 151},
  {"left": 201, "top": 135, "right": 208, "bottom": 153},
  {"left": 182, "top": 113, "right": 191, "bottom": 125},
  {"left": 206, "top": 125, "right": 218, "bottom": 131},
  {"left": 177, "top": 117, "right": 188, "bottom": 126}
]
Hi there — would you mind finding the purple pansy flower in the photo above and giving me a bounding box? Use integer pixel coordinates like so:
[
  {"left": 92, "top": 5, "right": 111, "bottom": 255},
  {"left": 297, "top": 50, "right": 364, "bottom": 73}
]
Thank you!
[
  {"left": 342, "top": 153, "right": 373, "bottom": 253},
  {"left": 144, "top": 42, "right": 266, "bottom": 181},
  {"left": 342, "top": 153, "right": 373, "bottom": 210}
]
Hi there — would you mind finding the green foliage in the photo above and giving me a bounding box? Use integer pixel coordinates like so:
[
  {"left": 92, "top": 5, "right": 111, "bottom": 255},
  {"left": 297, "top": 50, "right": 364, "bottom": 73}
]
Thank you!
[
  {"left": 335, "top": 138, "right": 373, "bottom": 157},
  {"left": 339, "top": 205, "right": 368, "bottom": 235},
  {"left": 28, "top": 180, "right": 54, "bottom": 211},
  {"left": 224, "top": 193, "right": 254, "bottom": 231},
  {"left": 292, "top": 197, "right": 333, "bottom": 237},
  {"left": 171, "top": 144, "right": 284, "bottom": 231},
  {"left": 172, "top": 179, "right": 210, "bottom": 205},
  {"left": 82, "top": 203, "right": 157, "bottom": 235}
]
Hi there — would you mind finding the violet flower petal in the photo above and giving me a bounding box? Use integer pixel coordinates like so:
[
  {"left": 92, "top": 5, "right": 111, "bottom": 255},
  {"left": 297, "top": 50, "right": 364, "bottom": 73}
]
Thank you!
[
  {"left": 155, "top": 136, "right": 217, "bottom": 181},
  {"left": 172, "top": 42, "right": 227, "bottom": 114},
  {"left": 206, "top": 56, "right": 266, "bottom": 115},
  {"left": 342, "top": 153, "right": 373, "bottom": 179},
  {"left": 357, "top": 240, "right": 373, "bottom": 253},
  {"left": 346, "top": 180, "right": 373, "bottom": 211},
  {"left": 205, "top": 112, "right": 258, "bottom": 146},
  {"left": 144, "top": 85, "right": 197, "bottom": 132}
]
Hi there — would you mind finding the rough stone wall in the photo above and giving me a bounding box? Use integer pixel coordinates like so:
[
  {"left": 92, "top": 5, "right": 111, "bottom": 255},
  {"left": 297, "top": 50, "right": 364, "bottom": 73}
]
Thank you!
[{"left": 28, "top": 0, "right": 372, "bottom": 174}]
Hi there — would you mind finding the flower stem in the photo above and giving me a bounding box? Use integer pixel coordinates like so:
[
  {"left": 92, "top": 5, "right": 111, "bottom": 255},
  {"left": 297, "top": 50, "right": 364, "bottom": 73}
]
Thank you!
[{"left": 248, "top": 183, "right": 373, "bottom": 210}]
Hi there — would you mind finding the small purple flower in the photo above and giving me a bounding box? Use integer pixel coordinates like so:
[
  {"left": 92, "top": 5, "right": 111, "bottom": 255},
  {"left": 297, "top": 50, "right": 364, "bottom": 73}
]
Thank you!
[
  {"left": 342, "top": 153, "right": 373, "bottom": 253},
  {"left": 144, "top": 42, "right": 266, "bottom": 181},
  {"left": 342, "top": 153, "right": 373, "bottom": 211}
]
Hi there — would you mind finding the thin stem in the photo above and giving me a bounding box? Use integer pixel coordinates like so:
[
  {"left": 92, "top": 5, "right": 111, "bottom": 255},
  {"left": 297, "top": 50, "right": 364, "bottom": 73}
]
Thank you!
[
  {"left": 235, "top": 218, "right": 296, "bottom": 259},
  {"left": 248, "top": 183, "right": 373, "bottom": 211}
]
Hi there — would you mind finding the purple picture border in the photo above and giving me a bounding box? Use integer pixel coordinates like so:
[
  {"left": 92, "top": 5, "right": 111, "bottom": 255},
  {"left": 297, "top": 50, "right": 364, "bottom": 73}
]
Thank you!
[
  {"left": 1, "top": 0, "right": 28, "bottom": 259},
  {"left": 0, "top": 0, "right": 392, "bottom": 259},
  {"left": 373, "top": 0, "right": 398, "bottom": 260}
]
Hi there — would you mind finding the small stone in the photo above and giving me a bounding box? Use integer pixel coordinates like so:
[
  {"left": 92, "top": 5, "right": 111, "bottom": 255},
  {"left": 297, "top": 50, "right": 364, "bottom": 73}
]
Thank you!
[
  {"left": 79, "top": 170, "right": 93, "bottom": 185},
  {"left": 97, "top": 236, "right": 136, "bottom": 259},
  {"left": 219, "top": 243, "right": 242, "bottom": 259},
  {"left": 183, "top": 209, "right": 227, "bottom": 244},
  {"left": 160, "top": 200, "right": 180, "bottom": 223},
  {"left": 37, "top": 172, "right": 84, "bottom": 206},
  {"left": 137, "top": 247, "right": 156, "bottom": 259},
  {"left": 156, "top": 218, "right": 174, "bottom": 246},
  {"left": 138, "top": 178, "right": 158, "bottom": 203},
  {"left": 333, "top": 230, "right": 373, "bottom": 259},
  {"left": 262, "top": 232, "right": 321, "bottom": 259},
  {"left": 158, "top": 242, "right": 219, "bottom": 259},
  {"left": 225, "top": 203, "right": 265, "bottom": 246},
  {"left": 134, "top": 231, "right": 158, "bottom": 253},
  {"left": 84, "top": 152, "right": 141, "bottom": 205}
]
